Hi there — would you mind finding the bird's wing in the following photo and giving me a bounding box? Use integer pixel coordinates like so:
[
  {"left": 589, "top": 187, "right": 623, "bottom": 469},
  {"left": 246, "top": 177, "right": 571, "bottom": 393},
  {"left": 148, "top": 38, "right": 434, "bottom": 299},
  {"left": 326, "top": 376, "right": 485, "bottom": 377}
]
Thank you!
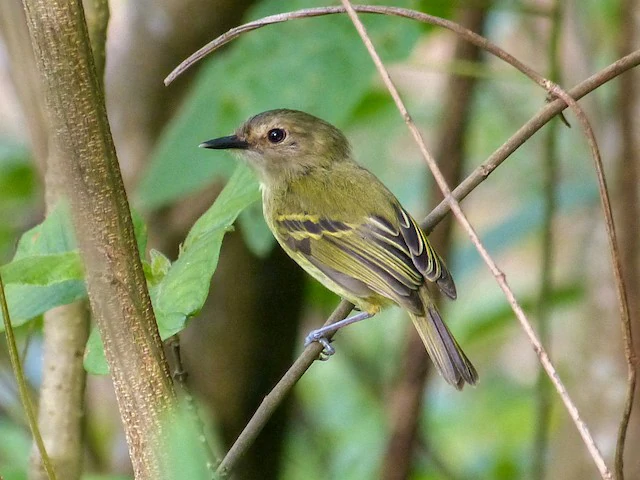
[
  {"left": 393, "top": 204, "right": 456, "bottom": 299},
  {"left": 273, "top": 204, "right": 455, "bottom": 313}
]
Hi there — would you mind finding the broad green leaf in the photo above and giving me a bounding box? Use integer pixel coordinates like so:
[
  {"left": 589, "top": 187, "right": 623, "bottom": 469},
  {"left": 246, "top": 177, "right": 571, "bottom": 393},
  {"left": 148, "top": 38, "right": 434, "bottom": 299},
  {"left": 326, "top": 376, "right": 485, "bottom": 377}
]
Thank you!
[
  {"left": 136, "top": 0, "right": 421, "bottom": 209},
  {"left": 85, "top": 165, "right": 259, "bottom": 373},
  {"left": 15, "top": 201, "right": 76, "bottom": 256},
  {"left": 156, "top": 164, "right": 259, "bottom": 335},
  {"left": 162, "top": 405, "right": 215, "bottom": 480},
  {"left": 2, "top": 202, "right": 148, "bottom": 332},
  {"left": 1, "top": 252, "right": 83, "bottom": 286},
  {"left": 0, "top": 281, "right": 86, "bottom": 329},
  {"left": 1, "top": 204, "right": 86, "bottom": 329}
]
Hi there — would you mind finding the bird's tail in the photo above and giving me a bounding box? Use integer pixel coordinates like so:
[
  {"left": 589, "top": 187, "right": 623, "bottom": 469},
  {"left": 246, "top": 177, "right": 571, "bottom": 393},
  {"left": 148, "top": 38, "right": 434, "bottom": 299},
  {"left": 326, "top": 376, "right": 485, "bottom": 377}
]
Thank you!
[{"left": 409, "top": 295, "right": 478, "bottom": 390}]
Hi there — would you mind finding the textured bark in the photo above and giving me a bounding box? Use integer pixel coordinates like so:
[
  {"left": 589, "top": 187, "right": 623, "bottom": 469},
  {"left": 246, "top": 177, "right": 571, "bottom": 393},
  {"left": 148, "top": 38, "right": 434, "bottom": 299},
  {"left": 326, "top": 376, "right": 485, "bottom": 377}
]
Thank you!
[
  {"left": 0, "top": 3, "right": 91, "bottom": 480},
  {"left": 21, "top": 1, "right": 176, "bottom": 478},
  {"left": 104, "top": 1, "right": 302, "bottom": 477},
  {"left": 381, "top": 6, "right": 489, "bottom": 479},
  {"left": 0, "top": 1, "right": 49, "bottom": 175},
  {"left": 29, "top": 303, "right": 89, "bottom": 480}
]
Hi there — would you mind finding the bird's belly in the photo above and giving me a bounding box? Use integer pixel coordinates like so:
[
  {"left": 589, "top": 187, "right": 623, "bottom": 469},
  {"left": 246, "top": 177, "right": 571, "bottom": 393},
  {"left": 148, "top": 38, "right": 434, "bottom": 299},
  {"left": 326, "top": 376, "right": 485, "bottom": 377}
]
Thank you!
[{"left": 275, "top": 236, "right": 386, "bottom": 314}]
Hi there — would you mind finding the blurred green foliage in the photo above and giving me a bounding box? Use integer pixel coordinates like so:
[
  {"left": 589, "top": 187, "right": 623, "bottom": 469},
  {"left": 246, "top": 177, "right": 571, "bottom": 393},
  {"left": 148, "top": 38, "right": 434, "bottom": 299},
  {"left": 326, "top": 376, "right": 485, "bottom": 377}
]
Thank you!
[
  {"left": 0, "top": 141, "right": 39, "bottom": 263},
  {"left": 0, "top": 0, "right": 628, "bottom": 478}
]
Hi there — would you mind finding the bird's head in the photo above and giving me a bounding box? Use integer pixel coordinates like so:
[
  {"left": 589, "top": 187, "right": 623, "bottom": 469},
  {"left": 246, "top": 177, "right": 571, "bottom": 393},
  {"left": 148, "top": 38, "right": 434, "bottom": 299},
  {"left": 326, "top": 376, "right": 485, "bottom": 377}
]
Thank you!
[{"left": 200, "top": 109, "right": 351, "bottom": 185}]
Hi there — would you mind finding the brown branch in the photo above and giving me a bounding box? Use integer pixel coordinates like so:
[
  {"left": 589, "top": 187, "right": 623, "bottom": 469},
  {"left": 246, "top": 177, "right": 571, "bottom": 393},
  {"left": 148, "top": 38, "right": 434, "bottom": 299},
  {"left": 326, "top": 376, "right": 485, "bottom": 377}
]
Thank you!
[
  {"left": 165, "top": 4, "right": 576, "bottom": 86},
  {"left": 614, "top": 0, "right": 640, "bottom": 477},
  {"left": 339, "top": 1, "right": 613, "bottom": 478},
  {"left": 168, "top": 335, "right": 218, "bottom": 476},
  {"left": 193, "top": 17, "right": 640, "bottom": 479},
  {"left": 21, "top": 1, "right": 177, "bottom": 478},
  {"left": 1, "top": 2, "right": 91, "bottom": 479},
  {"left": 215, "top": 301, "right": 354, "bottom": 477},
  {"left": 381, "top": 5, "right": 489, "bottom": 478}
]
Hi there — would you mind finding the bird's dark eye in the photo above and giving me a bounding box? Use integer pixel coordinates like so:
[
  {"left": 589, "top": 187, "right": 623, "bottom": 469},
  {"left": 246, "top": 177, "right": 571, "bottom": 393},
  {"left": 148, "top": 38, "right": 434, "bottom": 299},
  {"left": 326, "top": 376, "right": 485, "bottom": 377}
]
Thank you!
[{"left": 267, "top": 128, "right": 286, "bottom": 144}]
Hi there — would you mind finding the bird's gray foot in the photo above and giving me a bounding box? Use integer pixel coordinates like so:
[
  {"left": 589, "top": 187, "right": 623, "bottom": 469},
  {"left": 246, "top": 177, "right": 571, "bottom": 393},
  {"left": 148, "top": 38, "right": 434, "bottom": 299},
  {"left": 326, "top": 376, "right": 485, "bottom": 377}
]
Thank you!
[{"left": 305, "top": 330, "right": 335, "bottom": 360}]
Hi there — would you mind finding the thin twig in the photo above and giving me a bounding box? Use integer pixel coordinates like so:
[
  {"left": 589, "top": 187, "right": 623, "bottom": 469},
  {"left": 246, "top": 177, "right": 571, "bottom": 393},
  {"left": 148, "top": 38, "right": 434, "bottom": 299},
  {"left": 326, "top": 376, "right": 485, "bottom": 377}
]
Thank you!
[
  {"left": 168, "top": 335, "right": 219, "bottom": 478},
  {"left": 207, "top": 41, "right": 640, "bottom": 480},
  {"left": 339, "top": 1, "right": 612, "bottom": 478},
  {"left": 0, "top": 273, "right": 58, "bottom": 480},
  {"left": 614, "top": 1, "right": 640, "bottom": 477},
  {"left": 163, "top": 3, "right": 640, "bottom": 234},
  {"left": 382, "top": 5, "right": 488, "bottom": 478},
  {"left": 422, "top": 51, "right": 639, "bottom": 231},
  {"left": 215, "top": 301, "right": 354, "bottom": 477},
  {"left": 532, "top": 3, "right": 562, "bottom": 478},
  {"left": 165, "top": 4, "right": 581, "bottom": 87}
]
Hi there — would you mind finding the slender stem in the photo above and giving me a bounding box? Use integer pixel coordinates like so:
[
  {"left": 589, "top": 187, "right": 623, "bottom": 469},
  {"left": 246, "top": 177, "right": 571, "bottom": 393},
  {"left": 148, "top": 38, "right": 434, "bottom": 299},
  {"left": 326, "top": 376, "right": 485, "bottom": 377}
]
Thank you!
[
  {"left": 180, "top": 7, "right": 640, "bottom": 477},
  {"left": 168, "top": 335, "right": 219, "bottom": 477},
  {"left": 0, "top": 273, "right": 57, "bottom": 480},
  {"left": 614, "top": 1, "right": 640, "bottom": 478},
  {"left": 22, "top": 1, "right": 177, "bottom": 477},
  {"left": 339, "top": 1, "right": 612, "bottom": 478},
  {"left": 215, "top": 301, "right": 354, "bottom": 477},
  {"left": 165, "top": 4, "right": 580, "bottom": 88},
  {"left": 532, "top": 3, "right": 562, "bottom": 478}
]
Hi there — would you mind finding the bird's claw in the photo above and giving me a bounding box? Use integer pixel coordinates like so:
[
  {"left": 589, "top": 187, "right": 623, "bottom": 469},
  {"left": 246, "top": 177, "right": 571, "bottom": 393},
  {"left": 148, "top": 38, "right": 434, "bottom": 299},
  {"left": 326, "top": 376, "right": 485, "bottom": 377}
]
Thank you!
[{"left": 305, "top": 330, "right": 335, "bottom": 360}]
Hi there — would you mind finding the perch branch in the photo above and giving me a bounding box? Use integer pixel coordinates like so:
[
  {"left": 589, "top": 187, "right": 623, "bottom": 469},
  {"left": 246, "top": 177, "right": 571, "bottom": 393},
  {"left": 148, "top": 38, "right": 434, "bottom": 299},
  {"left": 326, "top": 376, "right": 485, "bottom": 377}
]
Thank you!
[
  {"left": 162, "top": 6, "right": 640, "bottom": 477},
  {"left": 339, "top": 1, "right": 613, "bottom": 478}
]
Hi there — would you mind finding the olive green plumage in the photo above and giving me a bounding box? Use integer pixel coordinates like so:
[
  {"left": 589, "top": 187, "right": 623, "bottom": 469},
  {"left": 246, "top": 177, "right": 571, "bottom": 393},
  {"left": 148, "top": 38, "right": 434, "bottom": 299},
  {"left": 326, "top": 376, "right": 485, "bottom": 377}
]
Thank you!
[{"left": 201, "top": 109, "right": 477, "bottom": 389}]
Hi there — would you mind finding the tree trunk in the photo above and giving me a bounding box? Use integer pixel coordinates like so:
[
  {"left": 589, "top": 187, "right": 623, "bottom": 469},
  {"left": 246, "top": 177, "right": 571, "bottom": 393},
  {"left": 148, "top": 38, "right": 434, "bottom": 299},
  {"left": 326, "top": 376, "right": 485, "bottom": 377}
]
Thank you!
[{"left": 21, "top": 1, "right": 176, "bottom": 478}]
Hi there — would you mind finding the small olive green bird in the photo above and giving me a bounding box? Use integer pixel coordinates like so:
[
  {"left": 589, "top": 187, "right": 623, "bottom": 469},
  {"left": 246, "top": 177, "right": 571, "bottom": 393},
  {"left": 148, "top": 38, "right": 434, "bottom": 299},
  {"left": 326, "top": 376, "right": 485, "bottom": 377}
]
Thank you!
[{"left": 200, "top": 109, "right": 477, "bottom": 389}]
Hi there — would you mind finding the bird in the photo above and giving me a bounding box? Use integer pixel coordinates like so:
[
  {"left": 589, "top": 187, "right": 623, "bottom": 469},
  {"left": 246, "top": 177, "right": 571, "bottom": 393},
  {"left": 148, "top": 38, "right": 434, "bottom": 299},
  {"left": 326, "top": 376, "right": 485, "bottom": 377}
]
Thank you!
[{"left": 200, "top": 109, "right": 477, "bottom": 389}]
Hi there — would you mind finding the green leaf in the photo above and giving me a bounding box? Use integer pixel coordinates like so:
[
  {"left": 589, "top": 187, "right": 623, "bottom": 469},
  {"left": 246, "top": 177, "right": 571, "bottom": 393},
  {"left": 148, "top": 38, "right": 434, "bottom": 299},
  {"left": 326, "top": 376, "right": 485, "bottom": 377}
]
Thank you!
[
  {"left": 136, "top": 0, "right": 421, "bottom": 209},
  {"left": 1, "top": 201, "right": 151, "bottom": 333},
  {"left": 85, "top": 165, "right": 259, "bottom": 373},
  {"left": 15, "top": 201, "right": 76, "bottom": 257},
  {"left": 161, "top": 404, "right": 217, "bottom": 480},
  {"left": 155, "top": 164, "right": 259, "bottom": 335},
  {"left": 1, "top": 252, "right": 83, "bottom": 286},
  {"left": 84, "top": 327, "right": 109, "bottom": 375},
  {"left": 131, "top": 207, "right": 149, "bottom": 255},
  {"left": 1, "top": 281, "right": 86, "bottom": 329},
  {"left": 1, "top": 204, "right": 87, "bottom": 329},
  {"left": 146, "top": 249, "right": 172, "bottom": 286}
]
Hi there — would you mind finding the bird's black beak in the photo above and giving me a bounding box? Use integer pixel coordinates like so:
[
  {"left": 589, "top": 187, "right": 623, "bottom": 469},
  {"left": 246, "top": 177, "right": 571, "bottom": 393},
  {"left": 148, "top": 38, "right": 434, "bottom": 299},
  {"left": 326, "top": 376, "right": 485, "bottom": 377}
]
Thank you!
[{"left": 199, "top": 135, "right": 249, "bottom": 150}]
